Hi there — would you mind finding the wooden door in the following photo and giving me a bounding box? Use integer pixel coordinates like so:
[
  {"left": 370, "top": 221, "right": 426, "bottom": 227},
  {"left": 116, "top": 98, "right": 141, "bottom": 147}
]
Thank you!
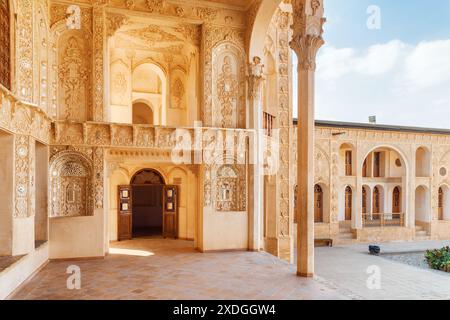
[
  {"left": 345, "top": 151, "right": 352, "bottom": 176},
  {"left": 163, "top": 185, "right": 178, "bottom": 238},
  {"left": 438, "top": 187, "right": 444, "bottom": 220},
  {"left": 362, "top": 187, "right": 367, "bottom": 214},
  {"left": 118, "top": 185, "right": 132, "bottom": 240},
  {"left": 393, "top": 187, "right": 401, "bottom": 213},
  {"left": 345, "top": 187, "right": 352, "bottom": 221},
  {"left": 314, "top": 185, "right": 323, "bottom": 223}
]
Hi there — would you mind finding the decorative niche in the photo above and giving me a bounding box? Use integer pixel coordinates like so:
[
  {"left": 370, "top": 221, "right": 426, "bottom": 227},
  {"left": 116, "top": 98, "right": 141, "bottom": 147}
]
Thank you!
[
  {"left": 49, "top": 152, "right": 94, "bottom": 217},
  {"left": 215, "top": 164, "right": 246, "bottom": 212}
]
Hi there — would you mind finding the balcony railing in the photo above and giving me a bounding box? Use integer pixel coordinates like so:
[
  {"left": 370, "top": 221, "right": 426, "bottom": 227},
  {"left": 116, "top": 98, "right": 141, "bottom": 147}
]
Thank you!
[{"left": 362, "top": 213, "right": 405, "bottom": 228}]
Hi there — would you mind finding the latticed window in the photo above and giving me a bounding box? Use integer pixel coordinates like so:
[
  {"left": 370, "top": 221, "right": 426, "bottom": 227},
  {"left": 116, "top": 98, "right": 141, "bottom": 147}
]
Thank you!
[{"left": 0, "top": 0, "right": 11, "bottom": 89}]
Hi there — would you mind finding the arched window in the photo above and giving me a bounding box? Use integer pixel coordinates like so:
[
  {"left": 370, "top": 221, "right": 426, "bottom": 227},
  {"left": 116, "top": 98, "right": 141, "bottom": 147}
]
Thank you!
[
  {"left": 314, "top": 185, "right": 323, "bottom": 223},
  {"left": 345, "top": 186, "right": 352, "bottom": 221},
  {"left": 0, "top": 0, "right": 10, "bottom": 89},
  {"left": 373, "top": 186, "right": 381, "bottom": 214},
  {"left": 393, "top": 187, "right": 401, "bottom": 213},
  {"left": 438, "top": 187, "right": 444, "bottom": 221},
  {"left": 345, "top": 150, "right": 352, "bottom": 176}
]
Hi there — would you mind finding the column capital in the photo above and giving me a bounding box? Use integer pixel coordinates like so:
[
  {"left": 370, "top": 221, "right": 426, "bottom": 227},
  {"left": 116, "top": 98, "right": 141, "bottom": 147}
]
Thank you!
[
  {"left": 247, "top": 56, "right": 264, "bottom": 99},
  {"left": 289, "top": 0, "right": 326, "bottom": 71}
]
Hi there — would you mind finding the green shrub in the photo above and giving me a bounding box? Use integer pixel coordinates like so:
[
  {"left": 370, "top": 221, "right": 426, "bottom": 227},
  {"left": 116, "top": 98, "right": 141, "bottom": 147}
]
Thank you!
[{"left": 425, "top": 246, "right": 450, "bottom": 272}]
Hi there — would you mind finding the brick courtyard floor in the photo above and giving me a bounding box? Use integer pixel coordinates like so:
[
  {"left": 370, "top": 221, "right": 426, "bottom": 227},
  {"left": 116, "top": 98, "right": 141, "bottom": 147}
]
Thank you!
[
  {"left": 11, "top": 238, "right": 347, "bottom": 300},
  {"left": 11, "top": 238, "right": 450, "bottom": 300}
]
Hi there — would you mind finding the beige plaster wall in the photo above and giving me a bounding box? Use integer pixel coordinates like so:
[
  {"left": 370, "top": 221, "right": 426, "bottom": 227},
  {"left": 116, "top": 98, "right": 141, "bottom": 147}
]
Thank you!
[
  {"left": 0, "top": 131, "right": 14, "bottom": 256},
  {"left": 49, "top": 209, "right": 105, "bottom": 259},
  {"left": 202, "top": 208, "right": 248, "bottom": 251}
]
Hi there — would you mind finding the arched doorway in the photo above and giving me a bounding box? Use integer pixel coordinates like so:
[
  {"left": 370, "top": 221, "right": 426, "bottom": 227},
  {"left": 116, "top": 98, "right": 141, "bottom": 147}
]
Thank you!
[
  {"left": 415, "top": 185, "right": 430, "bottom": 223},
  {"left": 373, "top": 186, "right": 381, "bottom": 214},
  {"left": 362, "top": 185, "right": 370, "bottom": 214},
  {"left": 131, "top": 169, "right": 165, "bottom": 238},
  {"left": 314, "top": 185, "right": 323, "bottom": 223},
  {"left": 345, "top": 186, "right": 352, "bottom": 221},
  {"left": 393, "top": 186, "right": 401, "bottom": 213},
  {"left": 117, "top": 169, "right": 178, "bottom": 240},
  {"left": 132, "top": 101, "right": 154, "bottom": 124}
]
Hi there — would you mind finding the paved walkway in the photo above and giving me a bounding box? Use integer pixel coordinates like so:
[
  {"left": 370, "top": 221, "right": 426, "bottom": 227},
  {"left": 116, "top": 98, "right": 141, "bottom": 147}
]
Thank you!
[
  {"left": 315, "top": 240, "right": 450, "bottom": 300},
  {"left": 11, "top": 238, "right": 346, "bottom": 300}
]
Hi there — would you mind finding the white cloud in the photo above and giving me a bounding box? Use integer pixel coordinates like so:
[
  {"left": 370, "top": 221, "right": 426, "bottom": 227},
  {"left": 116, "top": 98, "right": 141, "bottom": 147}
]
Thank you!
[
  {"left": 302, "top": 39, "right": 450, "bottom": 128},
  {"left": 316, "top": 40, "right": 406, "bottom": 80}
]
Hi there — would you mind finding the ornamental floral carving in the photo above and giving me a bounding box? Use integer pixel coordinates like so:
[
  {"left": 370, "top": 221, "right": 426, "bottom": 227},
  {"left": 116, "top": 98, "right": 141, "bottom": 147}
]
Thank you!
[
  {"left": 212, "top": 43, "right": 245, "bottom": 128},
  {"left": 58, "top": 35, "right": 90, "bottom": 121},
  {"left": 171, "top": 77, "right": 185, "bottom": 109},
  {"left": 204, "top": 25, "right": 245, "bottom": 127},
  {"left": 15, "top": 135, "right": 34, "bottom": 218}
]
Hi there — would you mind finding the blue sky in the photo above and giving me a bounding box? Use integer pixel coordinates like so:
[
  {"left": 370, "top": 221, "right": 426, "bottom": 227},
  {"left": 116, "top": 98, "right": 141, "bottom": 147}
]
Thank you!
[{"left": 292, "top": 0, "right": 450, "bottom": 129}]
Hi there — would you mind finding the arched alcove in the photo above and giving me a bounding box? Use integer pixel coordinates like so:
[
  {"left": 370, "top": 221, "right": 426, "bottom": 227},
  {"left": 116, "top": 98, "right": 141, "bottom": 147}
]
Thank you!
[
  {"left": 132, "top": 63, "right": 166, "bottom": 125},
  {"left": 415, "top": 185, "right": 430, "bottom": 223},
  {"left": 372, "top": 185, "right": 384, "bottom": 214},
  {"left": 416, "top": 147, "right": 431, "bottom": 177},
  {"left": 132, "top": 101, "right": 154, "bottom": 125},
  {"left": 392, "top": 186, "right": 402, "bottom": 213}
]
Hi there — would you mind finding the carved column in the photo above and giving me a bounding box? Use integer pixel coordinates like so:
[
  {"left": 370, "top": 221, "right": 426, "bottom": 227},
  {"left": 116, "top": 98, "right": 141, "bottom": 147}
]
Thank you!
[
  {"left": 290, "top": 0, "right": 325, "bottom": 277},
  {"left": 247, "top": 57, "right": 264, "bottom": 251},
  {"left": 355, "top": 144, "right": 363, "bottom": 230},
  {"left": 93, "top": 4, "right": 106, "bottom": 122}
]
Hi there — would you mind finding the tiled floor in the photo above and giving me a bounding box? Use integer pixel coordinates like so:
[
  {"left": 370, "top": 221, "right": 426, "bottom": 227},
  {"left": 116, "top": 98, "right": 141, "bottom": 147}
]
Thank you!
[{"left": 12, "top": 238, "right": 347, "bottom": 300}]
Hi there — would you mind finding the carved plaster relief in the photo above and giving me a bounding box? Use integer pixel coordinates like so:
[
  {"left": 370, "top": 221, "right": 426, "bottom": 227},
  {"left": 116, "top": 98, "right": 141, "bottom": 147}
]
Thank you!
[
  {"left": 211, "top": 163, "right": 246, "bottom": 212},
  {"left": 49, "top": 151, "right": 94, "bottom": 217},
  {"left": 57, "top": 33, "right": 91, "bottom": 122},
  {"left": 211, "top": 43, "right": 245, "bottom": 128}
]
